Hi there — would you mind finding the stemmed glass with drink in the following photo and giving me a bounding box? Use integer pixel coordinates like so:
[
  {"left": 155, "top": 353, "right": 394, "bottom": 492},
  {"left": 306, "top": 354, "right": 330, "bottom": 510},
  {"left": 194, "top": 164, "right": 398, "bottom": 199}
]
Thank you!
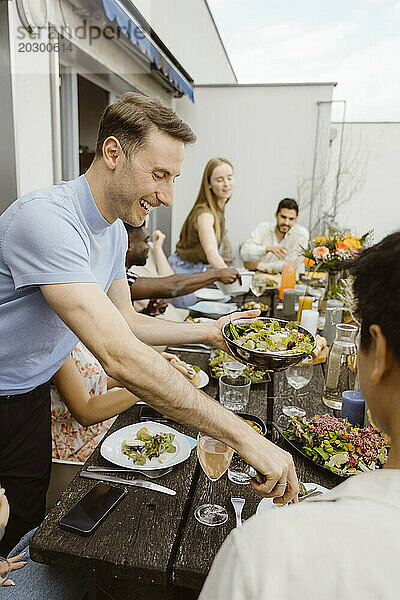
[
  {"left": 194, "top": 432, "right": 234, "bottom": 526},
  {"left": 282, "top": 355, "right": 313, "bottom": 417},
  {"left": 250, "top": 273, "right": 266, "bottom": 297}
]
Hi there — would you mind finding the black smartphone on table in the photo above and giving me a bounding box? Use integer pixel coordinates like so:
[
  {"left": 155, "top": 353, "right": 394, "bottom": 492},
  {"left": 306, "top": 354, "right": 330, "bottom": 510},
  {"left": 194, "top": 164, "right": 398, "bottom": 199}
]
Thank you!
[{"left": 59, "top": 483, "right": 127, "bottom": 536}]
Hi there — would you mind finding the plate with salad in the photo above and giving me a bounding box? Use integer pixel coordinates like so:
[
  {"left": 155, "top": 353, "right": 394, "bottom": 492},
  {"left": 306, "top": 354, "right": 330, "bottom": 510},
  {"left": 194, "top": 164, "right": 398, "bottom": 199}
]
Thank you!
[
  {"left": 256, "top": 481, "right": 328, "bottom": 513},
  {"left": 275, "top": 414, "right": 389, "bottom": 478},
  {"left": 100, "top": 421, "right": 192, "bottom": 470}
]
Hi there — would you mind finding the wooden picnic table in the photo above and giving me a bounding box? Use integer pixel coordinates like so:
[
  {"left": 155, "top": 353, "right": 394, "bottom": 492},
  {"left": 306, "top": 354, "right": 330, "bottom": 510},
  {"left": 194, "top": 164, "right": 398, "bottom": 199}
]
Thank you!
[{"left": 30, "top": 292, "right": 340, "bottom": 599}]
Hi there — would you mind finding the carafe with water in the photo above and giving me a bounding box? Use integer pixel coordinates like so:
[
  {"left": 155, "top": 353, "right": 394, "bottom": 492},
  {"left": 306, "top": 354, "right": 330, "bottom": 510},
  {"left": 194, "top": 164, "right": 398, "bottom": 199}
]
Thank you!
[{"left": 322, "top": 323, "right": 358, "bottom": 410}]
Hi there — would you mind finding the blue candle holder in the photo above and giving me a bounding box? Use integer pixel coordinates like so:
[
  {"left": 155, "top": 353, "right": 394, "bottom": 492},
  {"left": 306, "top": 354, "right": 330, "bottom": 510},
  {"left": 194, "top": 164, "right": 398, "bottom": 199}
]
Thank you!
[{"left": 340, "top": 391, "right": 365, "bottom": 427}]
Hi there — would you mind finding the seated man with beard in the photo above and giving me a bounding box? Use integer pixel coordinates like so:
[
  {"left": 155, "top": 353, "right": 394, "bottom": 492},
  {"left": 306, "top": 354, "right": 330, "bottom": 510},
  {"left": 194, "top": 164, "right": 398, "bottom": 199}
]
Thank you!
[{"left": 240, "top": 198, "right": 308, "bottom": 273}]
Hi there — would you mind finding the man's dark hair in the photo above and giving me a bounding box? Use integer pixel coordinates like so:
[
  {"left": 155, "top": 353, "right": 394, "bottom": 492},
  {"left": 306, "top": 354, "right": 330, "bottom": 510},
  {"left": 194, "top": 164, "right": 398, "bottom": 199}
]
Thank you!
[
  {"left": 277, "top": 198, "right": 298, "bottom": 215},
  {"left": 124, "top": 222, "right": 145, "bottom": 237},
  {"left": 350, "top": 232, "right": 400, "bottom": 364},
  {"left": 96, "top": 92, "right": 196, "bottom": 159}
]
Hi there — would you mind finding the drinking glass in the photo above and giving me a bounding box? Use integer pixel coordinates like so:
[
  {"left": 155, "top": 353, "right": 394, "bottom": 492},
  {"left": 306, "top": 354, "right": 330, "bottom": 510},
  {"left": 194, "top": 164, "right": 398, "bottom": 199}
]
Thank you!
[
  {"left": 219, "top": 375, "right": 251, "bottom": 412},
  {"left": 194, "top": 433, "right": 234, "bottom": 526},
  {"left": 222, "top": 355, "right": 246, "bottom": 379},
  {"left": 0, "top": 557, "right": 11, "bottom": 586},
  {"left": 283, "top": 355, "right": 313, "bottom": 417}
]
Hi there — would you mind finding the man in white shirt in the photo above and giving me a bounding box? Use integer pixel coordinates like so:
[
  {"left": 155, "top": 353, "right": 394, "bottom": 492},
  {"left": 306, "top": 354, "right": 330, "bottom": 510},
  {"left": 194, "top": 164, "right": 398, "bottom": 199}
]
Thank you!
[
  {"left": 200, "top": 231, "right": 400, "bottom": 600},
  {"left": 240, "top": 198, "right": 309, "bottom": 273}
]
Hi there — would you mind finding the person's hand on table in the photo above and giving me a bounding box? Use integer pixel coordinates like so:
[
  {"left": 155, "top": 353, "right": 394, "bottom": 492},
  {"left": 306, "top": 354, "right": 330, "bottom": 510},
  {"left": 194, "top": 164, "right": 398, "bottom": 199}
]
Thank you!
[
  {"left": 0, "top": 489, "right": 27, "bottom": 587},
  {"left": 217, "top": 267, "right": 242, "bottom": 284},
  {"left": 152, "top": 229, "right": 166, "bottom": 249},
  {"left": 243, "top": 260, "right": 259, "bottom": 271},
  {"left": 161, "top": 352, "right": 199, "bottom": 384},
  {"left": 143, "top": 298, "right": 168, "bottom": 316},
  {"left": 202, "top": 310, "right": 260, "bottom": 352},
  {"left": 268, "top": 246, "right": 289, "bottom": 260}
]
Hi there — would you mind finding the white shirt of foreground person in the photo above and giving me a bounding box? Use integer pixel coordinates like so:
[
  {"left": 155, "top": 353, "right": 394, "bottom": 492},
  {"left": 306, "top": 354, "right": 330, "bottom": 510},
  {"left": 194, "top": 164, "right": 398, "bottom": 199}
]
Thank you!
[
  {"left": 199, "top": 470, "right": 400, "bottom": 600},
  {"left": 240, "top": 222, "right": 309, "bottom": 273}
]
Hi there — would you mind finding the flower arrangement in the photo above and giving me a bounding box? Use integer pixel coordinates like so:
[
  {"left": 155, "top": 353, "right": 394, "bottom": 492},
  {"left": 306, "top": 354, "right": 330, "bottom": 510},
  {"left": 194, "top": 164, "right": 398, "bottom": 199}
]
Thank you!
[{"left": 302, "top": 231, "right": 371, "bottom": 274}]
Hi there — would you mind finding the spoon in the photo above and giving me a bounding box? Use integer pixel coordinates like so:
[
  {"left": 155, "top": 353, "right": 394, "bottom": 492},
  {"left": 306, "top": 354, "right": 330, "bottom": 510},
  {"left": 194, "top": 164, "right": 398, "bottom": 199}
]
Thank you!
[{"left": 231, "top": 497, "right": 245, "bottom": 527}]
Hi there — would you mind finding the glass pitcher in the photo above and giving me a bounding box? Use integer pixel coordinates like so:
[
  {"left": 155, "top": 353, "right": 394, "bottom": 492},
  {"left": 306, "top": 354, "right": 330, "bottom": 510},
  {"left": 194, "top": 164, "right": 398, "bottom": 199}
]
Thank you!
[{"left": 322, "top": 323, "right": 358, "bottom": 410}]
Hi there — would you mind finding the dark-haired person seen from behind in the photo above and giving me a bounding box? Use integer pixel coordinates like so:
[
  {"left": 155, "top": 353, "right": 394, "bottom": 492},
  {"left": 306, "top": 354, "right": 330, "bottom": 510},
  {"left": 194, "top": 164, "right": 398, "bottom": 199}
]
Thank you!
[
  {"left": 201, "top": 232, "right": 400, "bottom": 600},
  {"left": 0, "top": 93, "right": 298, "bottom": 555},
  {"left": 240, "top": 198, "right": 309, "bottom": 273}
]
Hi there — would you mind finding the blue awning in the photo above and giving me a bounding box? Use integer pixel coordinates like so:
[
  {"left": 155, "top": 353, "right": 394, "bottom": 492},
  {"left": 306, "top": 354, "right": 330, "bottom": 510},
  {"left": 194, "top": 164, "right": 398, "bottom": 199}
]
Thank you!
[{"left": 101, "top": 0, "right": 194, "bottom": 102}]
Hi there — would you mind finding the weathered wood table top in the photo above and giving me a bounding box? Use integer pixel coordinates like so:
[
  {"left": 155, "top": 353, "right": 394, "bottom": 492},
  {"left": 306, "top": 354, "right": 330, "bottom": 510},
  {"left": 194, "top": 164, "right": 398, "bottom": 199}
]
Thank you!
[{"left": 31, "top": 294, "right": 340, "bottom": 598}]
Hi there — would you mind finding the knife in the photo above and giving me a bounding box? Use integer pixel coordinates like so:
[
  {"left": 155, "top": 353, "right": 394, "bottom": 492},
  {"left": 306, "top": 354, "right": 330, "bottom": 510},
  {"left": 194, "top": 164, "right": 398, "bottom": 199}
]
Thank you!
[
  {"left": 166, "top": 347, "right": 210, "bottom": 354},
  {"left": 80, "top": 471, "right": 176, "bottom": 496}
]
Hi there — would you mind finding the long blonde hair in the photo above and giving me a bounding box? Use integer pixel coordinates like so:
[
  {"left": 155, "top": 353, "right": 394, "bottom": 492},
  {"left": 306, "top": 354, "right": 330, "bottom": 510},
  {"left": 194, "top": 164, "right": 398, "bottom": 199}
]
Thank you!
[{"left": 180, "top": 157, "right": 233, "bottom": 247}]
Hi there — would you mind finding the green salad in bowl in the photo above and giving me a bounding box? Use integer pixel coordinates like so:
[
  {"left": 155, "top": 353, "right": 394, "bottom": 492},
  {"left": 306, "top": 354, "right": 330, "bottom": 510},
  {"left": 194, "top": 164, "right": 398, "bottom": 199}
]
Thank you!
[{"left": 222, "top": 317, "right": 316, "bottom": 372}]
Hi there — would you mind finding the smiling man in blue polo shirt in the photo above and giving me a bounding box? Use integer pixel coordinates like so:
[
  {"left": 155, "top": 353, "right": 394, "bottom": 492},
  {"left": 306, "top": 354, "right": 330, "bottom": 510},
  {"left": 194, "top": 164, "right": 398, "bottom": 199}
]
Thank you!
[{"left": 0, "top": 93, "right": 298, "bottom": 554}]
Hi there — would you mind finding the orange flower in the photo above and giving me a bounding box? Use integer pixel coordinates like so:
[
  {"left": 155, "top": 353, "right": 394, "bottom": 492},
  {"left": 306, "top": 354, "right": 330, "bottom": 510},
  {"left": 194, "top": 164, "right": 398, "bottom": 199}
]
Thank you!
[
  {"left": 335, "top": 242, "right": 348, "bottom": 252},
  {"left": 342, "top": 236, "right": 362, "bottom": 250},
  {"left": 304, "top": 258, "right": 315, "bottom": 268}
]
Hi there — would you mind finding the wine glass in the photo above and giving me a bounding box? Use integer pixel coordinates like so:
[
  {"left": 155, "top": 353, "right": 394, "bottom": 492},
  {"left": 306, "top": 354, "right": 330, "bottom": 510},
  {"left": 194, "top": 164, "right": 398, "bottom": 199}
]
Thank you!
[
  {"left": 283, "top": 355, "right": 313, "bottom": 417},
  {"left": 194, "top": 433, "right": 234, "bottom": 526},
  {"left": 250, "top": 274, "right": 266, "bottom": 297},
  {"left": 0, "top": 557, "right": 11, "bottom": 586}
]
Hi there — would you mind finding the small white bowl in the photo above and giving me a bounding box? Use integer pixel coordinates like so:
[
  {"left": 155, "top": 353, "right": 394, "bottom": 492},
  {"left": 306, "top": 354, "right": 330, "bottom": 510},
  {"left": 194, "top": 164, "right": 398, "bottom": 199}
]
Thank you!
[{"left": 216, "top": 271, "right": 254, "bottom": 295}]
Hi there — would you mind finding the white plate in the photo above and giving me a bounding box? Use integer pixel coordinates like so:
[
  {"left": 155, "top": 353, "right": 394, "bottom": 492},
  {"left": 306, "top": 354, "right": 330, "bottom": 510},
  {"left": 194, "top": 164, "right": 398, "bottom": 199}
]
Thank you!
[
  {"left": 194, "top": 288, "right": 230, "bottom": 302},
  {"left": 187, "top": 301, "right": 238, "bottom": 315},
  {"left": 256, "top": 482, "right": 328, "bottom": 514},
  {"left": 100, "top": 421, "right": 191, "bottom": 470},
  {"left": 197, "top": 369, "right": 209, "bottom": 389},
  {"left": 189, "top": 317, "right": 215, "bottom": 323}
]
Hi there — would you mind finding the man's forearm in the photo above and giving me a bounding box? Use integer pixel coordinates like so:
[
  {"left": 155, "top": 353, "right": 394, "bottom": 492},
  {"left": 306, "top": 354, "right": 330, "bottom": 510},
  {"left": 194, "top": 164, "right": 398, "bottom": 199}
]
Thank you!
[
  {"left": 131, "top": 270, "right": 223, "bottom": 300},
  {"left": 129, "top": 310, "right": 211, "bottom": 346}
]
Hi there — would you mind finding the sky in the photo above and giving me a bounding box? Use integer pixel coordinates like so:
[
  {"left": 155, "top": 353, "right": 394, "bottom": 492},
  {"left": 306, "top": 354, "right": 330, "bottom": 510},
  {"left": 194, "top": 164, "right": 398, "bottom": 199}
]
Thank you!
[{"left": 208, "top": 0, "right": 400, "bottom": 121}]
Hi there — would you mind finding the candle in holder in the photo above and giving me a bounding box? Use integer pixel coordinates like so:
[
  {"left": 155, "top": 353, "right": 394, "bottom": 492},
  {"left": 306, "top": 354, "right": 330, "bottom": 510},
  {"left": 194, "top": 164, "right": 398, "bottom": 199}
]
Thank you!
[
  {"left": 300, "top": 309, "right": 319, "bottom": 337},
  {"left": 297, "top": 296, "right": 313, "bottom": 322},
  {"left": 341, "top": 391, "right": 365, "bottom": 427}
]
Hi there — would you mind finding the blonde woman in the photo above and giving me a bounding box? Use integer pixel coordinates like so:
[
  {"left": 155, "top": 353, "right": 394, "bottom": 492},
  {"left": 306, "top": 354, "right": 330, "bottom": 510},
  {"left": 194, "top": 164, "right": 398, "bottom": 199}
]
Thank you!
[{"left": 169, "top": 158, "right": 240, "bottom": 308}]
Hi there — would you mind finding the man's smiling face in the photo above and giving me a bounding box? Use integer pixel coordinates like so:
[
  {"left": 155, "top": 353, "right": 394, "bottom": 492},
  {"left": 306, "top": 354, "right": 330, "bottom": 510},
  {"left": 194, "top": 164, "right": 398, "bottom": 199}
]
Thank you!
[{"left": 106, "top": 129, "right": 184, "bottom": 226}]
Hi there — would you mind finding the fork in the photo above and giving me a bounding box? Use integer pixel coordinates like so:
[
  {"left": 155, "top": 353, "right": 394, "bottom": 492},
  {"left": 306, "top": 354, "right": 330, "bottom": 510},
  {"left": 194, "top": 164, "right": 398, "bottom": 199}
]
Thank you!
[
  {"left": 85, "top": 466, "right": 172, "bottom": 479},
  {"left": 231, "top": 497, "right": 245, "bottom": 527}
]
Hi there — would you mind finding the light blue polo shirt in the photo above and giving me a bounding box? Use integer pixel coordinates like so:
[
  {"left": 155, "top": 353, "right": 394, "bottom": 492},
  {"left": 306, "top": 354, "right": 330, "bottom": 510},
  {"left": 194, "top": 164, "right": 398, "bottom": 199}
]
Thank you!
[{"left": 0, "top": 175, "right": 128, "bottom": 395}]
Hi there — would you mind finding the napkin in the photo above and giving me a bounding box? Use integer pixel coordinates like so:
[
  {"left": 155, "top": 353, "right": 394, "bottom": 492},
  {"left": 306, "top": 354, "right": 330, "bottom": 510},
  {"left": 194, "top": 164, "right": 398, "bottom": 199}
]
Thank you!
[{"left": 182, "top": 434, "right": 197, "bottom": 450}]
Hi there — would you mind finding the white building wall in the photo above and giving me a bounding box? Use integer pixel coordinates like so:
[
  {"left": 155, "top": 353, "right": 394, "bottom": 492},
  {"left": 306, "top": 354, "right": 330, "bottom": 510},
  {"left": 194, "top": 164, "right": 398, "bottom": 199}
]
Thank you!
[
  {"left": 328, "top": 122, "right": 400, "bottom": 243},
  {"left": 131, "top": 0, "right": 236, "bottom": 84},
  {"left": 8, "top": 2, "right": 55, "bottom": 196},
  {"left": 172, "top": 83, "right": 335, "bottom": 262}
]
